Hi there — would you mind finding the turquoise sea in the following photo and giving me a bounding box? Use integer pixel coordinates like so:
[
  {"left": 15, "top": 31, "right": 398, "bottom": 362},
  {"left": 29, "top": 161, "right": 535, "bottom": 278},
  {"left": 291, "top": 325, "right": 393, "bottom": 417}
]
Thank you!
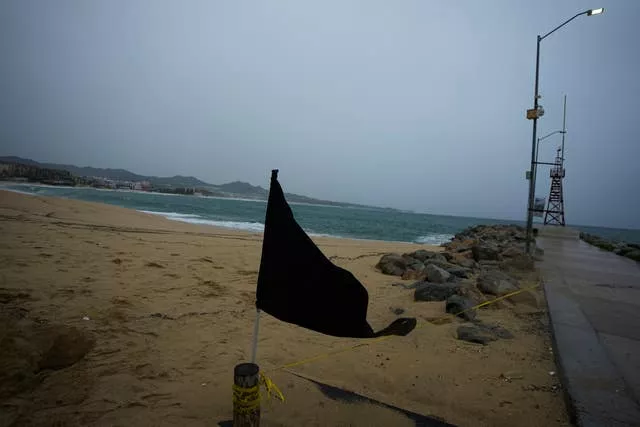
[{"left": 3, "top": 184, "right": 639, "bottom": 245}]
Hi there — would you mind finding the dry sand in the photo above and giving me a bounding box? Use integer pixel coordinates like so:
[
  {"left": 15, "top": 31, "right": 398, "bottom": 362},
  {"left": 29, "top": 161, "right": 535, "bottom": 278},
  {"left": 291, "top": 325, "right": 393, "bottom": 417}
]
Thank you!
[{"left": 0, "top": 190, "right": 569, "bottom": 426}]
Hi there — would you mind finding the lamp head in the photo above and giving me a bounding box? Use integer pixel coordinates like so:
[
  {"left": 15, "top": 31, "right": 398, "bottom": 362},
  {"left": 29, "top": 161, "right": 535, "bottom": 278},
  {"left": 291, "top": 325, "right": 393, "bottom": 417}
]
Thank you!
[{"left": 587, "top": 8, "right": 604, "bottom": 16}]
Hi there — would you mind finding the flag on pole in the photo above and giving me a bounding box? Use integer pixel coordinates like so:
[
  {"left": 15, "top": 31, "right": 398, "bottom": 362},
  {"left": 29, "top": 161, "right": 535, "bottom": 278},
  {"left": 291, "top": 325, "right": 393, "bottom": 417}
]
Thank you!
[{"left": 256, "top": 170, "right": 417, "bottom": 338}]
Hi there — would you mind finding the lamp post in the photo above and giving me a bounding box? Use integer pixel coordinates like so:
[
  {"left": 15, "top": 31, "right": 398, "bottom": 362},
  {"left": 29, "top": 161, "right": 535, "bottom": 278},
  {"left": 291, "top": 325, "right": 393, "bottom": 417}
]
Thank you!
[
  {"left": 536, "top": 130, "right": 565, "bottom": 166},
  {"left": 524, "top": 7, "right": 604, "bottom": 254}
]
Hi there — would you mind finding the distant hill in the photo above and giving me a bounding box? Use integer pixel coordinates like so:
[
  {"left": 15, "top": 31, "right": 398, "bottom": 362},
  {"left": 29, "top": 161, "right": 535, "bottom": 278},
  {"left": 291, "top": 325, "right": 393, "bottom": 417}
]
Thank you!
[
  {"left": 0, "top": 156, "right": 212, "bottom": 188},
  {"left": 0, "top": 156, "right": 395, "bottom": 211},
  {"left": 217, "top": 181, "right": 268, "bottom": 197}
]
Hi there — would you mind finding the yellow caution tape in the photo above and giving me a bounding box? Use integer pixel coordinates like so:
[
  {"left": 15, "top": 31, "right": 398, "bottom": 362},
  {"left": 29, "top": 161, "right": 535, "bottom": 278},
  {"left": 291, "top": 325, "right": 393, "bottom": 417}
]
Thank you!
[
  {"left": 232, "top": 372, "right": 285, "bottom": 413},
  {"left": 232, "top": 383, "right": 260, "bottom": 413},
  {"left": 260, "top": 372, "right": 285, "bottom": 403},
  {"left": 271, "top": 282, "right": 540, "bottom": 372}
]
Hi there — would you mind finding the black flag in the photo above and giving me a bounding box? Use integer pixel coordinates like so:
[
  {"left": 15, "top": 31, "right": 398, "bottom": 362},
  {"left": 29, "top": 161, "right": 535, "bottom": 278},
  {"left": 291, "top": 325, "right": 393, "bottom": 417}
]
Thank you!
[{"left": 256, "top": 170, "right": 416, "bottom": 338}]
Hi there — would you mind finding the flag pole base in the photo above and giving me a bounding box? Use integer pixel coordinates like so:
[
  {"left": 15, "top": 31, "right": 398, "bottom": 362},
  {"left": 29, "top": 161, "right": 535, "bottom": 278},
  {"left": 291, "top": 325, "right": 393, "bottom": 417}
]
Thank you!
[{"left": 233, "top": 363, "right": 260, "bottom": 427}]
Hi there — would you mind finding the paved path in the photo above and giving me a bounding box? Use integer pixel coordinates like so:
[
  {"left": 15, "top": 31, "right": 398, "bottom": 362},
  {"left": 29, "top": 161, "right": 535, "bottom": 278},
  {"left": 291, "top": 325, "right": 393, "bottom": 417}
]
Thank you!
[{"left": 537, "top": 234, "right": 640, "bottom": 426}]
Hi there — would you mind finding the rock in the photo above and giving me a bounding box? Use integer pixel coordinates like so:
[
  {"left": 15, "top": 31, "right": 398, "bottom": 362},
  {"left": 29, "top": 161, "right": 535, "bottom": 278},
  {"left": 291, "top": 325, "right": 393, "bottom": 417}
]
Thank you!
[
  {"left": 456, "top": 281, "right": 486, "bottom": 303},
  {"left": 500, "top": 246, "right": 522, "bottom": 258},
  {"left": 38, "top": 326, "right": 95, "bottom": 371},
  {"left": 441, "top": 251, "right": 454, "bottom": 262},
  {"left": 406, "top": 249, "right": 439, "bottom": 262},
  {"left": 400, "top": 256, "right": 426, "bottom": 280},
  {"left": 626, "top": 250, "right": 640, "bottom": 262},
  {"left": 446, "top": 266, "right": 470, "bottom": 279},
  {"left": 446, "top": 275, "right": 462, "bottom": 283},
  {"left": 479, "top": 260, "right": 501, "bottom": 268},
  {"left": 401, "top": 267, "right": 425, "bottom": 280},
  {"left": 458, "top": 250, "right": 474, "bottom": 259},
  {"left": 456, "top": 321, "right": 514, "bottom": 345},
  {"left": 449, "top": 255, "right": 476, "bottom": 269},
  {"left": 414, "top": 282, "right": 460, "bottom": 302},
  {"left": 472, "top": 243, "right": 501, "bottom": 261},
  {"left": 424, "top": 258, "right": 458, "bottom": 271},
  {"left": 445, "top": 238, "right": 476, "bottom": 253},
  {"left": 429, "top": 253, "right": 448, "bottom": 263},
  {"left": 446, "top": 295, "right": 476, "bottom": 321},
  {"left": 477, "top": 270, "right": 519, "bottom": 296},
  {"left": 477, "top": 322, "right": 514, "bottom": 339},
  {"left": 457, "top": 325, "right": 497, "bottom": 345},
  {"left": 376, "top": 253, "right": 407, "bottom": 276},
  {"left": 425, "top": 264, "right": 451, "bottom": 283}
]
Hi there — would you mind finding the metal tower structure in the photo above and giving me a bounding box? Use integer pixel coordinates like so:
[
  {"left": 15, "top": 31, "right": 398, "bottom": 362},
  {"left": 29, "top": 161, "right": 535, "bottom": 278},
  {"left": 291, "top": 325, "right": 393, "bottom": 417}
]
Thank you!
[
  {"left": 544, "top": 147, "right": 566, "bottom": 225},
  {"left": 542, "top": 95, "right": 568, "bottom": 226}
]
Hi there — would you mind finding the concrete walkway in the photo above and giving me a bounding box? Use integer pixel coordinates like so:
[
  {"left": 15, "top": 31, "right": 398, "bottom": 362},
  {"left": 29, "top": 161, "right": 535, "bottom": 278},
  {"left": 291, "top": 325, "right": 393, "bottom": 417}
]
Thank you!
[{"left": 537, "top": 232, "right": 640, "bottom": 426}]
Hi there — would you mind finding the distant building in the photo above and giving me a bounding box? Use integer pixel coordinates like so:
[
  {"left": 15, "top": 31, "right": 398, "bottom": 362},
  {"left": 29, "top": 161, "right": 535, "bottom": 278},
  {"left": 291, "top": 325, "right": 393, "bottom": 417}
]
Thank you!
[{"left": 133, "top": 181, "right": 151, "bottom": 191}]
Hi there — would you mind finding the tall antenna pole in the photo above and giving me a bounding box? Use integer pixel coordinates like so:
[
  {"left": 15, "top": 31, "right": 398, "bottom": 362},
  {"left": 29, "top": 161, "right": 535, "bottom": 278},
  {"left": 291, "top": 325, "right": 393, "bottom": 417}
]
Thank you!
[{"left": 561, "top": 95, "right": 567, "bottom": 163}]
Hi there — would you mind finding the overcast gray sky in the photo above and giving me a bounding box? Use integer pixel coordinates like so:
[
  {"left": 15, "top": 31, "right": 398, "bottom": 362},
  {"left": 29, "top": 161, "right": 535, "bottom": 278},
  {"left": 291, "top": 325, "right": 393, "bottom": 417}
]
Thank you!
[{"left": 1, "top": 1, "right": 638, "bottom": 228}]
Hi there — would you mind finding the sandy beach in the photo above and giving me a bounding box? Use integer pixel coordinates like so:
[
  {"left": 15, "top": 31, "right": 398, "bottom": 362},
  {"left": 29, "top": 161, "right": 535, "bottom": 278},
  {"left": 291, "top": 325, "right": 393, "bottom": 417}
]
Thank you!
[{"left": 0, "top": 190, "right": 568, "bottom": 426}]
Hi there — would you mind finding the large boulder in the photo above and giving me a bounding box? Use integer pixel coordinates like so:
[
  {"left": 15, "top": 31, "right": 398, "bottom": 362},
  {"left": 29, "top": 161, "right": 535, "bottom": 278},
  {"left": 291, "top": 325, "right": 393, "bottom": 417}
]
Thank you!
[
  {"left": 425, "top": 264, "right": 451, "bottom": 283},
  {"left": 500, "top": 246, "right": 523, "bottom": 258},
  {"left": 424, "top": 258, "right": 458, "bottom": 271},
  {"left": 446, "top": 295, "right": 476, "bottom": 321},
  {"left": 472, "top": 243, "right": 501, "bottom": 262},
  {"left": 429, "top": 253, "right": 448, "bottom": 264},
  {"left": 406, "top": 249, "right": 439, "bottom": 262},
  {"left": 626, "top": 250, "right": 640, "bottom": 262},
  {"left": 414, "top": 282, "right": 460, "bottom": 302},
  {"left": 444, "top": 238, "right": 476, "bottom": 253},
  {"left": 449, "top": 254, "right": 476, "bottom": 269},
  {"left": 446, "top": 266, "right": 470, "bottom": 279},
  {"left": 477, "top": 270, "right": 519, "bottom": 296},
  {"left": 376, "top": 253, "right": 407, "bottom": 276},
  {"left": 401, "top": 255, "right": 426, "bottom": 280}
]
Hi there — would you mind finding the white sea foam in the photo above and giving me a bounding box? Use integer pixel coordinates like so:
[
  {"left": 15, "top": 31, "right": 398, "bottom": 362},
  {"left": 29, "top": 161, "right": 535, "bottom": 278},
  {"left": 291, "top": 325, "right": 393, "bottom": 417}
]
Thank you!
[
  {"left": 183, "top": 218, "right": 265, "bottom": 232},
  {"left": 139, "top": 210, "right": 202, "bottom": 219},
  {"left": 414, "top": 233, "right": 454, "bottom": 245},
  {"left": 139, "top": 210, "right": 265, "bottom": 232}
]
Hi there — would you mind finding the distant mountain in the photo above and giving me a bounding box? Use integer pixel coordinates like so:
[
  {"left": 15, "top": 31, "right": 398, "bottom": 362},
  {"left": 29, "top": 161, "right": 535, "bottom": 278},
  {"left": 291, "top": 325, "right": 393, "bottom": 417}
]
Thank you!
[
  {"left": 0, "top": 156, "right": 41, "bottom": 166},
  {"left": 217, "top": 181, "right": 268, "bottom": 197},
  {"left": 0, "top": 156, "right": 212, "bottom": 188},
  {"left": 0, "top": 156, "right": 396, "bottom": 211}
]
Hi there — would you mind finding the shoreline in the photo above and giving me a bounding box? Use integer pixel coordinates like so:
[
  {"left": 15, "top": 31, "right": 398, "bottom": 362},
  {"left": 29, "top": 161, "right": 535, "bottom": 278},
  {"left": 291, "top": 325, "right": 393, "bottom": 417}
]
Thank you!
[
  {"left": 0, "top": 189, "right": 432, "bottom": 251},
  {"left": 0, "top": 186, "right": 454, "bottom": 246}
]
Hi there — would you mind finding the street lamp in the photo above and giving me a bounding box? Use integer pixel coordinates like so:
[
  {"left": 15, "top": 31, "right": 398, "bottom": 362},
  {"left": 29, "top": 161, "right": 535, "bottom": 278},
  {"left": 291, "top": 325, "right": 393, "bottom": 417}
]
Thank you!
[
  {"left": 524, "top": 8, "right": 604, "bottom": 254},
  {"left": 536, "top": 130, "right": 565, "bottom": 166}
]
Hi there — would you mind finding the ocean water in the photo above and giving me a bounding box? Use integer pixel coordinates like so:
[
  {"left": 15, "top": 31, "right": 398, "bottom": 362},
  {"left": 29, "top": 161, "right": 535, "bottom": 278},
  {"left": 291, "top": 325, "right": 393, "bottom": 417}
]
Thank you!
[{"left": 3, "top": 184, "right": 639, "bottom": 245}]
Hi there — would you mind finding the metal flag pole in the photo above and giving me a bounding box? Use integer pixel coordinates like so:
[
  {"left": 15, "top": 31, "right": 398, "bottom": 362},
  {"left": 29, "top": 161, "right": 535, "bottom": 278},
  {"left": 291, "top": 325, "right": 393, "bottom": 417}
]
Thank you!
[{"left": 250, "top": 309, "right": 261, "bottom": 363}]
